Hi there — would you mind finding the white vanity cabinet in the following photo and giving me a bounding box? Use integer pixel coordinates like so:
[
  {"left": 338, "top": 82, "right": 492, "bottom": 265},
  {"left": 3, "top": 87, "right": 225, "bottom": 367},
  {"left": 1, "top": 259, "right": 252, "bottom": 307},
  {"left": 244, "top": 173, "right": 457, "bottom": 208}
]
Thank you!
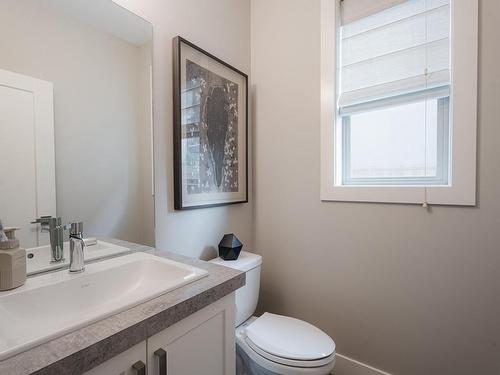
[
  {"left": 84, "top": 293, "right": 236, "bottom": 375},
  {"left": 147, "top": 293, "right": 236, "bottom": 375}
]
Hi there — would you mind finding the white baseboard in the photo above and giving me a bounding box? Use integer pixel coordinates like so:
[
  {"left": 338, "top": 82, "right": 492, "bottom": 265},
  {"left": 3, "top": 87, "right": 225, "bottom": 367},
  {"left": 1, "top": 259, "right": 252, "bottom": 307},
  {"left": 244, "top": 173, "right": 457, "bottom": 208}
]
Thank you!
[{"left": 332, "top": 353, "right": 393, "bottom": 375}]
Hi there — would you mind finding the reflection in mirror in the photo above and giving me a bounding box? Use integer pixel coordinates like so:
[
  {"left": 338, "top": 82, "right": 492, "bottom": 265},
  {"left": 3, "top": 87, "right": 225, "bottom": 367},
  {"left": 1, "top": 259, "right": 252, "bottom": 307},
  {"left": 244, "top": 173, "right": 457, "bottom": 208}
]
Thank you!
[{"left": 0, "top": 0, "right": 154, "bottom": 274}]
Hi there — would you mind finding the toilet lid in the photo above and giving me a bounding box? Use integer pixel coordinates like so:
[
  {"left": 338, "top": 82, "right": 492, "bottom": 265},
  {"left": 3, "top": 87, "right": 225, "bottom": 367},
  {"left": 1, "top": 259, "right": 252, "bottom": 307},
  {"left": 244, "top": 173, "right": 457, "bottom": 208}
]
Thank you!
[{"left": 245, "top": 313, "right": 335, "bottom": 361}]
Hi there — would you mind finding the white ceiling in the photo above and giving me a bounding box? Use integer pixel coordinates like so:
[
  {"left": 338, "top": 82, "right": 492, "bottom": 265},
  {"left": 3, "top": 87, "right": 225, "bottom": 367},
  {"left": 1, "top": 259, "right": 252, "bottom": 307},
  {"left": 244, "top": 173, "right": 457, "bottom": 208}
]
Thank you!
[{"left": 44, "top": 0, "right": 152, "bottom": 46}]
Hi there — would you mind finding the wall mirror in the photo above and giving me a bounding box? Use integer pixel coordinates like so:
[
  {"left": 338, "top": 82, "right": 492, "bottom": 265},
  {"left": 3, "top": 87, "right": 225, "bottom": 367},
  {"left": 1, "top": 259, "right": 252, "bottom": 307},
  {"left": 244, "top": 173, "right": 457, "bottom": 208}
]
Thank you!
[{"left": 0, "top": 0, "right": 154, "bottom": 274}]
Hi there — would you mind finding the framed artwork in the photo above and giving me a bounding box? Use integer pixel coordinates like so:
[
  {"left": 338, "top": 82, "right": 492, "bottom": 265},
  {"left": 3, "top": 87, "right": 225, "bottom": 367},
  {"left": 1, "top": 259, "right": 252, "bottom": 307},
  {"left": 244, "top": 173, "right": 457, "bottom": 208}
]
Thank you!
[{"left": 173, "top": 36, "right": 248, "bottom": 210}]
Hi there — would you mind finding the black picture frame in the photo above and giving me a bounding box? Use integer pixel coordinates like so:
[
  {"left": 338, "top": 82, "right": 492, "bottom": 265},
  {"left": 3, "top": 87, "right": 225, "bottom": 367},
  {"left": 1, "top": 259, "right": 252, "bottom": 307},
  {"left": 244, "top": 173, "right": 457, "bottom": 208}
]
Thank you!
[{"left": 173, "top": 36, "right": 248, "bottom": 210}]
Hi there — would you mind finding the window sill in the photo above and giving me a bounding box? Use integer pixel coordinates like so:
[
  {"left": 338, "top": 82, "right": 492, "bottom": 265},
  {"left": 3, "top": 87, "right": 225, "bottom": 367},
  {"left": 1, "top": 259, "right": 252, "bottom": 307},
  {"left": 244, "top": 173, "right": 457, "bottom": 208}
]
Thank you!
[{"left": 320, "top": 184, "right": 476, "bottom": 206}]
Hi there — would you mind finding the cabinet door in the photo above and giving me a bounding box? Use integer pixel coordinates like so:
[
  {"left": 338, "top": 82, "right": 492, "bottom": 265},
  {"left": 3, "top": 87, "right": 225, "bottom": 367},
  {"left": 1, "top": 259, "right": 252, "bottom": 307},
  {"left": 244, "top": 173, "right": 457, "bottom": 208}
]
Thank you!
[
  {"left": 148, "top": 293, "right": 236, "bottom": 375},
  {"left": 84, "top": 341, "right": 147, "bottom": 375}
]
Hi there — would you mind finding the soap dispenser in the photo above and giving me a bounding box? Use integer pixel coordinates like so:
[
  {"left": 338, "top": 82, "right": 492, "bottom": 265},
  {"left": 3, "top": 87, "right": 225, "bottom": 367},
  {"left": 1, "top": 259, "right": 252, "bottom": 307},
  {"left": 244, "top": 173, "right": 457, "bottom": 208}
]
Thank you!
[{"left": 0, "top": 222, "right": 27, "bottom": 290}]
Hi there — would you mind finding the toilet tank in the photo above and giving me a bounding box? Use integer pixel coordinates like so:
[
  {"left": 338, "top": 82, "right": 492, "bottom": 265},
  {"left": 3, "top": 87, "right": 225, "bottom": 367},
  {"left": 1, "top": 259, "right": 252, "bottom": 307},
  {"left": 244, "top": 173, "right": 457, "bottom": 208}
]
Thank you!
[{"left": 209, "top": 251, "right": 262, "bottom": 327}]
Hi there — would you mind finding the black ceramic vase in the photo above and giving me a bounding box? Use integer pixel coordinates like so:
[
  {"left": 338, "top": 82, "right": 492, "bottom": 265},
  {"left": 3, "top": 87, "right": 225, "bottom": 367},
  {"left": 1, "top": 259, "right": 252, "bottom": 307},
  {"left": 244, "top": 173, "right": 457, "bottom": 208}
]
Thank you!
[{"left": 218, "top": 233, "right": 243, "bottom": 260}]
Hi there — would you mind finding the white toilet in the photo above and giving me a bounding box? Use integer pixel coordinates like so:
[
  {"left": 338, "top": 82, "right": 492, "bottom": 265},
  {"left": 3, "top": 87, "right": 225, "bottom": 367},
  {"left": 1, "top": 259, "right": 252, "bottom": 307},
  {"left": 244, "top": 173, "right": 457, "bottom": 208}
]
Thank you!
[{"left": 210, "top": 251, "right": 336, "bottom": 375}]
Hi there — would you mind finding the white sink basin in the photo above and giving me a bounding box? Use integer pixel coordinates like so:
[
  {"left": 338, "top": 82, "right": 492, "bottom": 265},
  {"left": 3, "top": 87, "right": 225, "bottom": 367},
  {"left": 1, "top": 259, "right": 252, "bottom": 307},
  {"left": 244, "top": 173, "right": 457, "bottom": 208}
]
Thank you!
[
  {"left": 0, "top": 252, "right": 208, "bottom": 360},
  {"left": 26, "top": 240, "right": 130, "bottom": 275}
]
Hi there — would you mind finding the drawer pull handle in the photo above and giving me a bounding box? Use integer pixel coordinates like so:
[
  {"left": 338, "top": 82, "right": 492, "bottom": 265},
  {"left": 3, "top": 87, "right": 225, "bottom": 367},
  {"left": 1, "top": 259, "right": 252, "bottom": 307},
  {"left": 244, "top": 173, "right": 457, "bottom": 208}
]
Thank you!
[
  {"left": 154, "top": 348, "right": 167, "bottom": 375},
  {"left": 132, "top": 360, "right": 146, "bottom": 375}
]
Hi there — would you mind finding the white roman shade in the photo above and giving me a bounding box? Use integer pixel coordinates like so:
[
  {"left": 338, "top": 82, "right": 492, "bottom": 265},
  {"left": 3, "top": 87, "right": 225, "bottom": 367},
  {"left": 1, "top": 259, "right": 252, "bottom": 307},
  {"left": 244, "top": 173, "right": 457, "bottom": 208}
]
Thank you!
[
  {"left": 339, "top": 0, "right": 451, "bottom": 115},
  {"left": 341, "top": 0, "right": 408, "bottom": 24}
]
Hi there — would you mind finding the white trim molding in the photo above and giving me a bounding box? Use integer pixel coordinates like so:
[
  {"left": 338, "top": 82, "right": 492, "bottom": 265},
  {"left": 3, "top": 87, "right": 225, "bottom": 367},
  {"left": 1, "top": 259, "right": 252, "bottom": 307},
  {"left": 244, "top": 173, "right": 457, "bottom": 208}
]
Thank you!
[
  {"left": 333, "top": 353, "right": 394, "bottom": 375},
  {"left": 320, "top": 0, "right": 478, "bottom": 206}
]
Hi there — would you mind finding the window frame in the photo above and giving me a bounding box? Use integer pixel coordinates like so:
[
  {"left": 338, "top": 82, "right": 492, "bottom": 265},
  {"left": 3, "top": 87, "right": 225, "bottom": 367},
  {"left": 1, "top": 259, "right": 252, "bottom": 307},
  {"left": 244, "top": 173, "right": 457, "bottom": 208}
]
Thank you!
[{"left": 320, "top": 0, "right": 478, "bottom": 205}]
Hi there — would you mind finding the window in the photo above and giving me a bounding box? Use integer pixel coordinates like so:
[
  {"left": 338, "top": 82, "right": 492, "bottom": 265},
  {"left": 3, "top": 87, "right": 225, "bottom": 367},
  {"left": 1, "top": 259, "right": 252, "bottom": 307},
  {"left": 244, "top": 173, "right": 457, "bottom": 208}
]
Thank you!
[
  {"left": 339, "top": 0, "right": 451, "bottom": 186},
  {"left": 320, "top": 0, "right": 478, "bottom": 205}
]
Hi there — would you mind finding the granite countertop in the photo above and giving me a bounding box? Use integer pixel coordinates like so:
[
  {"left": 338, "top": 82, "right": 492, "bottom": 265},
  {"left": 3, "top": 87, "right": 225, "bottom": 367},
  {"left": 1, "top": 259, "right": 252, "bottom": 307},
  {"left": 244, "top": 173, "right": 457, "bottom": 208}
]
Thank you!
[{"left": 0, "top": 240, "right": 245, "bottom": 375}]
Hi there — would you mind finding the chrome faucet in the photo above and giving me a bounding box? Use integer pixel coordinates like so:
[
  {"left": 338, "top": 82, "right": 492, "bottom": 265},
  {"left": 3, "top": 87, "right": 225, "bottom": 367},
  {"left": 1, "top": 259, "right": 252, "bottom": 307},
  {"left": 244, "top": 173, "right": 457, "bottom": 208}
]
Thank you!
[
  {"left": 31, "top": 216, "right": 65, "bottom": 263},
  {"left": 68, "top": 222, "right": 85, "bottom": 273}
]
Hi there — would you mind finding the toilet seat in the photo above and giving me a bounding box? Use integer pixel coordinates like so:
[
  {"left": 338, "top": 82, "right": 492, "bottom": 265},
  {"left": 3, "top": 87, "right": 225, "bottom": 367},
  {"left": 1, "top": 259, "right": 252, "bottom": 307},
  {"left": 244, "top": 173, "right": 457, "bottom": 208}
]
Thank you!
[
  {"left": 245, "top": 337, "right": 336, "bottom": 368},
  {"left": 243, "top": 313, "right": 335, "bottom": 368},
  {"left": 236, "top": 317, "right": 336, "bottom": 375}
]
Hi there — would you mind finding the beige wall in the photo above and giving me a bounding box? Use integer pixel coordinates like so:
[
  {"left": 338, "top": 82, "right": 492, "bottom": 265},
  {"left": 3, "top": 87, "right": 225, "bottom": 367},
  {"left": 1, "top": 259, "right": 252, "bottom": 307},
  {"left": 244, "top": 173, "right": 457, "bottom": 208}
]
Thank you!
[
  {"left": 0, "top": 0, "right": 154, "bottom": 245},
  {"left": 114, "top": 0, "right": 253, "bottom": 259},
  {"left": 251, "top": 0, "right": 500, "bottom": 374},
  {"left": 147, "top": 0, "right": 253, "bottom": 259}
]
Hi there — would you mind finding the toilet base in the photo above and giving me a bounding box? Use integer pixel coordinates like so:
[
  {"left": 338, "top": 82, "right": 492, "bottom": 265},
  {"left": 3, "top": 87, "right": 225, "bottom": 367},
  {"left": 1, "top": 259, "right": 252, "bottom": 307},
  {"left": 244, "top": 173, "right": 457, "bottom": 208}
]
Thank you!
[{"left": 237, "top": 344, "right": 281, "bottom": 375}]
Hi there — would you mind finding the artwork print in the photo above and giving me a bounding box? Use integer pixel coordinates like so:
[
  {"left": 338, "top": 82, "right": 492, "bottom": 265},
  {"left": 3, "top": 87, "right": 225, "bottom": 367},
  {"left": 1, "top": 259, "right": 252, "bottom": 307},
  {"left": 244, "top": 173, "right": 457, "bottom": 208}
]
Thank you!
[
  {"left": 173, "top": 37, "right": 248, "bottom": 209},
  {"left": 184, "top": 60, "right": 239, "bottom": 194}
]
